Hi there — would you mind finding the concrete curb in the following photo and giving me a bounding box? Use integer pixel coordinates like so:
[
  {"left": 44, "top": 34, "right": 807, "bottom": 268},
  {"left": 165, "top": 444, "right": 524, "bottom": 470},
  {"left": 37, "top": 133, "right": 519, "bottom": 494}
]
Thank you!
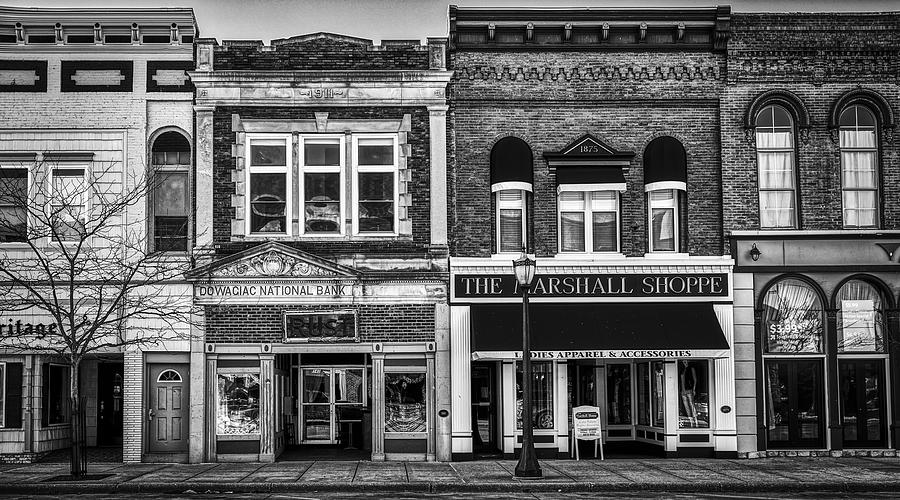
[{"left": 3, "top": 480, "right": 900, "bottom": 495}]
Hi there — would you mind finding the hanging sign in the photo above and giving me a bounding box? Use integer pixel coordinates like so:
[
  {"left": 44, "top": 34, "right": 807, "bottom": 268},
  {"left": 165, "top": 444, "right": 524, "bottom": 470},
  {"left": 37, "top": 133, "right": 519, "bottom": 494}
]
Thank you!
[{"left": 572, "top": 405, "right": 602, "bottom": 441}]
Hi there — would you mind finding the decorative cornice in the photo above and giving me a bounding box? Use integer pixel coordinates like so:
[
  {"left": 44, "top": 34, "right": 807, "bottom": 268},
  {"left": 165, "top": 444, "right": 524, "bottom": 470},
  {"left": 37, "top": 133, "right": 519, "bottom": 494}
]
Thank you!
[{"left": 454, "top": 64, "right": 720, "bottom": 82}]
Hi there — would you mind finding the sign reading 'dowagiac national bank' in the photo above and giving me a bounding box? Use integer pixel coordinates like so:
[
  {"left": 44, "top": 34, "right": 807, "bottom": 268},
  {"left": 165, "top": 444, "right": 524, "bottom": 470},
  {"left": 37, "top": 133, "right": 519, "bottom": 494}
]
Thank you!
[{"left": 454, "top": 273, "right": 728, "bottom": 300}]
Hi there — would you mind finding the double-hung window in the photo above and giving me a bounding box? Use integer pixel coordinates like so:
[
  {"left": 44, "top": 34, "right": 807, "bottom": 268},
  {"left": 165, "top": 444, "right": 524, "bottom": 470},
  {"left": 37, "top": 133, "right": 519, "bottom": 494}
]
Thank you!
[
  {"left": 150, "top": 131, "right": 191, "bottom": 252},
  {"left": 50, "top": 167, "right": 87, "bottom": 241},
  {"left": 247, "top": 136, "right": 291, "bottom": 235},
  {"left": 496, "top": 189, "right": 526, "bottom": 253},
  {"left": 839, "top": 105, "right": 879, "bottom": 228},
  {"left": 648, "top": 189, "right": 677, "bottom": 252},
  {"left": 301, "top": 136, "right": 344, "bottom": 235},
  {"left": 353, "top": 136, "right": 398, "bottom": 234},
  {"left": 756, "top": 105, "right": 797, "bottom": 228},
  {"left": 558, "top": 190, "right": 618, "bottom": 253},
  {"left": 0, "top": 165, "right": 27, "bottom": 243}
]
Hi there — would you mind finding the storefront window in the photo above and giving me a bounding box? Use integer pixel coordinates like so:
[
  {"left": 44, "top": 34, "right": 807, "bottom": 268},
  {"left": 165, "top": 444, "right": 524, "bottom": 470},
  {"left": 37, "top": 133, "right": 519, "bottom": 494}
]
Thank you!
[
  {"left": 837, "top": 280, "right": 885, "bottom": 352},
  {"left": 637, "top": 363, "right": 650, "bottom": 426},
  {"left": 606, "top": 364, "right": 631, "bottom": 425},
  {"left": 678, "top": 360, "right": 709, "bottom": 428},
  {"left": 652, "top": 361, "right": 665, "bottom": 427},
  {"left": 762, "top": 279, "right": 824, "bottom": 353},
  {"left": 42, "top": 363, "right": 69, "bottom": 426},
  {"left": 516, "top": 362, "right": 554, "bottom": 430},
  {"left": 216, "top": 372, "right": 260, "bottom": 435},
  {"left": 385, "top": 372, "right": 426, "bottom": 433}
]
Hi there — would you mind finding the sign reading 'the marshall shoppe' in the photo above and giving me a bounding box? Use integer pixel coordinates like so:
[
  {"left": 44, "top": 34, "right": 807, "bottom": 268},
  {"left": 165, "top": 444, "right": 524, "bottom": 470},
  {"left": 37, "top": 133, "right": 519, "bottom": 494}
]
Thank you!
[
  {"left": 284, "top": 311, "right": 358, "bottom": 342},
  {"left": 454, "top": 273, "right": 728, "bottom": 299}
]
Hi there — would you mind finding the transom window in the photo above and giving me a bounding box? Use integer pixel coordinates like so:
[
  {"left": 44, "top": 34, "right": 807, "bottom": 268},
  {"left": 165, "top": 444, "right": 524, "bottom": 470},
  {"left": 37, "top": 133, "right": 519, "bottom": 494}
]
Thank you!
[
  {"left": 839, "top": 105, "right": 879, "bottom": 228},
  {"left": 157, "top": 369, "right": 182, "bottom": 382},
  {"left": 246, "top": 133, "right": 399, "bottom": 237},
  {"left": 558, "top": 190, "right": 618, "bottom": 253},
  {"left": 756, "top": 105, "right": 797, "bottom": 229},
  {"left": 836, "top": 279, "right": 885, "bottom": 353}
]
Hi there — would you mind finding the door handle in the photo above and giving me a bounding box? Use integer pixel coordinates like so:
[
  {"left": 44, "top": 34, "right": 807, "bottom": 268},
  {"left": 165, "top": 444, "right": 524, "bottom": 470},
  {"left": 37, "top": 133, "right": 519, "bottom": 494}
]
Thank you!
[{"left": 147, "top": 408, "right": 154, "bottom": 421}]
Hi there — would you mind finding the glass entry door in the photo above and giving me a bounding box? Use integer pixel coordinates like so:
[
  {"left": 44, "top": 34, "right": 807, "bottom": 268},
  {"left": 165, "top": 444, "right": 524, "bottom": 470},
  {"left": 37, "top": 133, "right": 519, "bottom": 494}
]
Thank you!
[
  {"left": 471, "top": 363, "right": 499, "bottom": 453},
  {"left": 765, "top": 359, "right": 825, "bottom": 448},
  {"left": 839, "top": 359, "right": 886, "bottom": 447},
  {"left": 301, "top": 367, "right": 364, "bottom": 443}
]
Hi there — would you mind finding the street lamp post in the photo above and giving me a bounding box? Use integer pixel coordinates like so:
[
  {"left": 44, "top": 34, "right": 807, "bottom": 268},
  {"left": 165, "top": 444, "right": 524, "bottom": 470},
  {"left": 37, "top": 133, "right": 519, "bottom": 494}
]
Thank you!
[{"left": 512, "top": 248, "right": 541, "bottom": 478}]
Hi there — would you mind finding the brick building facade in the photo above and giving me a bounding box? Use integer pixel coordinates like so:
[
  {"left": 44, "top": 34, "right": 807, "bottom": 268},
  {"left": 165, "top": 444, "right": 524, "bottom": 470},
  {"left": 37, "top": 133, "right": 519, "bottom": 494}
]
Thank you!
[
  {"left": 188, "top": 33, "right": 452, "bottom": 462},
  {"left": 725, "top": 13, "right": 900, "bottom": 457},
  {"left": 447, "top": 6, "right": 738, "bottom": 460}
]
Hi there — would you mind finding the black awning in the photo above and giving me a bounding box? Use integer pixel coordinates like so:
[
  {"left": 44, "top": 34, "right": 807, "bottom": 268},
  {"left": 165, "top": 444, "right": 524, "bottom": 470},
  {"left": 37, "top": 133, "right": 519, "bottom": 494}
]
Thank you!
[
  {"left": 470, "top": 303, "right": 727, "bottom": 352},
  {"left": 644, "top": 136, "right": 687, "bottom": 185},
  {"left": 490, "top": 137, "right": 534, "bottom": 185},
  {"left": 556, "top": 165, "right": 626, "bottom": 185}
]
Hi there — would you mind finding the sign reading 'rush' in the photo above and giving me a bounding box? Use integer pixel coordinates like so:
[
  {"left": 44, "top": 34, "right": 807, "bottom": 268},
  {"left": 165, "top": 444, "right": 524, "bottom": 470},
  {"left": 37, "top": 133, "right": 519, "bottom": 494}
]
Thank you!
[{"left": 454, "top": 274, "right": 728, "bottom": 299}]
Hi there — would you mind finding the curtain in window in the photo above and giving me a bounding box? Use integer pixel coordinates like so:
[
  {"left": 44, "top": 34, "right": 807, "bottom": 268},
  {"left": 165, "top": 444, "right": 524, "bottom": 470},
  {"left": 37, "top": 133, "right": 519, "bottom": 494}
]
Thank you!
[
  {"left": 837, "top": 280, "right": 884, "bottom": 352},
  {"left": 758, "top": 151, "right": 796, "bottom": 228},
  {"left": 591, "top": 192, "right": 617, "bottom": 252},
  {"left": 762, "top": 279, "right": 823, "bottom": 353},
  {"left": 498, "top": 190, "right": 524, "bottom": 253},
  {"left": 840, "top": 129, "right": 878, "bottom": 228}
]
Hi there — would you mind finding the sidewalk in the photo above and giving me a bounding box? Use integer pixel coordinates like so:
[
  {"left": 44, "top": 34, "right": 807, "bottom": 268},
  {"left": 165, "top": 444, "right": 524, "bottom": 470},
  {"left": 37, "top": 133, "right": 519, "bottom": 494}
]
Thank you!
[{"left": 2, "top": 457, "right": 900, "bottom": 495}]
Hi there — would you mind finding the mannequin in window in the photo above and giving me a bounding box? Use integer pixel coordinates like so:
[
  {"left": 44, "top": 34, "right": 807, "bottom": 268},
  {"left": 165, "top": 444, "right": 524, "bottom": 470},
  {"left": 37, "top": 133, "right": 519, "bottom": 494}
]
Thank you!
[{"left": 680, "top": 361, "right": 697, "bottom": 427}]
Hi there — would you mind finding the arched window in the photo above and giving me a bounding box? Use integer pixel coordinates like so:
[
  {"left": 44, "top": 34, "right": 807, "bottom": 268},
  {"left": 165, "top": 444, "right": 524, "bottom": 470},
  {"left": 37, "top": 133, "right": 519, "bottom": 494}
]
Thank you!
[
  {"left": 761, "top": 278, "right": 823, "bottom": 353},
  {"left": 836, "top": 279, "right": 885, "bottom": 352},
  {"left": 150, "top": 131, "right": 191, "bottom": 252},
  {"left": 644, "top": 137, "right": 687, "bottom": 253},
  {"left": 157, "top": 369, "right": 182, "bottom": 382},
  {"left": 490, "top": 137, "right": 533, "bottom": 254},
  {"left": 839, "top": 105, "right": 879, "bottom": 228},
  {"left": 756, "top": 105, "right": 797, "bottom": 229}
]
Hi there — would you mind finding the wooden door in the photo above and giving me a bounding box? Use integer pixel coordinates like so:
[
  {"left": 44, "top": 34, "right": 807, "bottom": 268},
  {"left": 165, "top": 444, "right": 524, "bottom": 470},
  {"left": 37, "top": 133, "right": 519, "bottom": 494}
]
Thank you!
[{"left": 148, "top": 364, "right": 189, "bottom": 453}]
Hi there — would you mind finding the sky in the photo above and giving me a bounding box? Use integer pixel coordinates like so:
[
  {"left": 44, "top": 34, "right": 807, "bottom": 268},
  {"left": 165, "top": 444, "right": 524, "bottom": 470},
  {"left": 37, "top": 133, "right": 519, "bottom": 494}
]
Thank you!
[{"left": 3, "top": 0, "right": 898, "bottom": 43}]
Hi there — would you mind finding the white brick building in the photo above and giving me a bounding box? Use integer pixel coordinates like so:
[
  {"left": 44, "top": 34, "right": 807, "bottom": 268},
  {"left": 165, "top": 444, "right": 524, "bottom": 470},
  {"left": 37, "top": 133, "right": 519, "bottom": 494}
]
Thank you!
[{"left": 0, "top": 7, "right": 197, "bottom": 464}]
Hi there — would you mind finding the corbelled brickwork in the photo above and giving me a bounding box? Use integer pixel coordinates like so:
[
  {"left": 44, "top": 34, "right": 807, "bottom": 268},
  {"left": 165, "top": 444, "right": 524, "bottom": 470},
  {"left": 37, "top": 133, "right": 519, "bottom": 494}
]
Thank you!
[
  {"left": 214, "top": 36, "right": 430, "bottom": 71},
  {"left": 449, "top": 49, "right": 726, "bottom": 257},
  {"left": 205, "top": 304, "right": 436, "bottom": 343},
  {"left": 722, "top": 13, "right": 900, "bottom": 236}
]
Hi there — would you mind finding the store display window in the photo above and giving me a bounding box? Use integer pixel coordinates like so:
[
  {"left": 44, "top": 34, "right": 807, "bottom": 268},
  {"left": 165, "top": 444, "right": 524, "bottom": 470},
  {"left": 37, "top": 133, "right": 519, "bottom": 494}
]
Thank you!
[
  {"left": 678, "top": 360, "right": 709, "bottom": 429},
  {"left": 762, "top": 278, "right": 824, "bottom": 353},
  {"left": 516, "top": 361, "right": 554, "bottom": 430},
  {"left": 385, "top": 372, "right": 426, "bottom": 433},
  {"left": 216, "top": 372, "right": 260, "bottom": 436}
]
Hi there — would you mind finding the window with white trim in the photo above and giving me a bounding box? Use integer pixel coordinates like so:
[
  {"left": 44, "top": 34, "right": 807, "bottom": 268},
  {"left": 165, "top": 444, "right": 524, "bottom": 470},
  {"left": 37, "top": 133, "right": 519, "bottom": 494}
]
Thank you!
[
  {"left": 839, "top": 105, "right": 879, "bottom": 228},
  {"left": 50, "top": 167, "right": 87, "bottom": 241},
  {"left": 648, "top": 189, "right": 677, "bottom": 252},
  {"left": 756, "top": 105, "right": 797, "bottom": 228},
  {"left": 0, "top": 166, "right": 27, "bottom": 243},
  {"left": 150, "top": 131, "right": 191, "bottom": 251},
  {"left": 496, "top": 189, "right": 526, "bottom": 253},
  {"left": 301, "top": 136, "right": 344, "bottom": 235},
  {"left": 558, "top": 190, "right": 618, "bottom": 253},
  {"left": 247, "top": 136, "right": 291, "bottom": 235},
  {"left": 353, "top": 135, "right": 398, "bottom": 234}
]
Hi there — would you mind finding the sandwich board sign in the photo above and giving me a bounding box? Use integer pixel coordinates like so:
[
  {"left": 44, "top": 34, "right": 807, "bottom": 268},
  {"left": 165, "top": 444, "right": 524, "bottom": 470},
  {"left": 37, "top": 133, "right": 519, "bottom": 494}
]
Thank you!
[{"left": 572, "top": 405, "right": 603, "bottom": 460}]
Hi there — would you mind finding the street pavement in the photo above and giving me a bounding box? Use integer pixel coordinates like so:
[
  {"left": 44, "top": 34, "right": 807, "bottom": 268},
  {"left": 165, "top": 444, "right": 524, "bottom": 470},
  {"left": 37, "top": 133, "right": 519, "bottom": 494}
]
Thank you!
[{"left": 1, "top": 457, "right": 900, "bottom": 495}]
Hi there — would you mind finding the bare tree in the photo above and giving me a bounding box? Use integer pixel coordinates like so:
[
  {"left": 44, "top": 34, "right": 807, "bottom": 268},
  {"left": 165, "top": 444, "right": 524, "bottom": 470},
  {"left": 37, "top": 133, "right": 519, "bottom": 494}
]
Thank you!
[{"left": 0, "top": 156, "right": 194, "bottom": 477}]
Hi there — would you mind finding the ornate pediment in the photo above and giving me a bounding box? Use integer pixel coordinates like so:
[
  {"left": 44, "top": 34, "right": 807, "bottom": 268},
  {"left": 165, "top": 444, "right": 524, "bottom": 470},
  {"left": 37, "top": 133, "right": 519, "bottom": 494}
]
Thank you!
[{"left": 188, "top": 242, "right": 359, "bottom": 280}]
